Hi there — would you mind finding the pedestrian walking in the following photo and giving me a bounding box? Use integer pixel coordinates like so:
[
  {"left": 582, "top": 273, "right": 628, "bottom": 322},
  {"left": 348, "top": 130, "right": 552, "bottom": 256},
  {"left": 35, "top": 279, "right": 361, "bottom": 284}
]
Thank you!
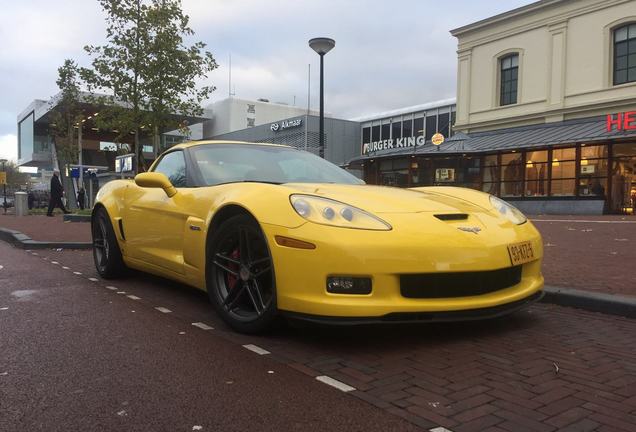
[
  {"left": 77, "top": 187, "right": 86, "bottom": 210},
  {"left": 46, "top": 169, "right": 70, "bottom": 217}
]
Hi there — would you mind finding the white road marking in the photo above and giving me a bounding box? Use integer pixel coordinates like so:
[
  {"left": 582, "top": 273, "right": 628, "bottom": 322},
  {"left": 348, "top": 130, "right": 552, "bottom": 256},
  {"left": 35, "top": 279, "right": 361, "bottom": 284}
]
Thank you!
[
  {"left": 191, "top": 322, "right": 214, "bottom": 331},
  {"left": 0, "top": 307, "right": 8, "bottom": 311},
  {"left": 0, "top": 372, "right": 8, "bottom": 376},
  {"left": 32, "top": 252, "right": 38, "bottom": 256},
  {"left": 315, "top": 375, "right": 356, "bottom": 392},
  {"left": 532, "top": 219, "right": 636, "bottom": 224},
  {"left": 192, "top": 426, "right": 203, "bottom": 431},
  {"left": 155, "top": 307, "right": 172, "bottom": 313},
  {"left": 242, "top": 344, "right": 270, "bottom": 355},
  {"left": 267, "top": 370, "right": 274, "bottom": 374},
  {"left": 127, "top": 295, "right": 141, "bottom": 300},
  {"left": 88, "top": 278, "right": 99, "bottom": 282},
  {"left": 179, "top": 331, "right": 186, "bottom": 335},
  {"left": 106, "top": 286, "right": 118, "bottom": 291},
  {"left": 51, "top": 261, "right": 59, "bottom": 265},
  {"left": 430, "top": 428, "right": 455, "bottom": 432},
  {"left": 62, "top": 266, "right": 70, "bottom": 270},
  {"left": 116, "top": 291, "right": 126, "bottom": 295},
  {"left": 0, "top": 265, "right": 3, "bottom": 271},
  {"left": 73, "top": 271, "right": 82, "bottom": 275}
]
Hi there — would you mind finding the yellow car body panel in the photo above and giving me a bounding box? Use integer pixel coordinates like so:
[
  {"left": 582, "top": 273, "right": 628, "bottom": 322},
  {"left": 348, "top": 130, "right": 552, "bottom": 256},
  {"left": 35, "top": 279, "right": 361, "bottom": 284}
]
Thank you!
[{"left": 94, "top": 141, "right": 544, "bottom": 321}]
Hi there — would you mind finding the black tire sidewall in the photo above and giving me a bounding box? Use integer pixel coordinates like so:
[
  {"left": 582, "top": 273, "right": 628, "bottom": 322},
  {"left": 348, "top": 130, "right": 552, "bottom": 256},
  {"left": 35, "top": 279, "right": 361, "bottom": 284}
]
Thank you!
[{"left": 92, "top": 208, "right": 125, "bottom": 279}]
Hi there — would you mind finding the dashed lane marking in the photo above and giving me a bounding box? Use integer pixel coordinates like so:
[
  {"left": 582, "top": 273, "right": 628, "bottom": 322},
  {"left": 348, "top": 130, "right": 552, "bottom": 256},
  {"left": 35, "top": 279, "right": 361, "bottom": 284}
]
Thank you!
[
  {"left": 242, "top": 344, "right": 270, "bottom": 355},
  {"left": 88, "top": 278, "right": 99, "bottom": 282},
  {"left": 0, "top": 265, "right": 3, "bottom": 271},
  {"left": 62, "top": 266, "right": 70, "bottom": 270},
  {"left": 155, "top": 307, "right": 172, "bottom": 313},
  {"left": 0, "top": 307, "right": 8, "bottom": 311},
  {"left": 106, "top": 286, "right": 118, "bottom": 291},
  {"left": 127, "top": 295, "right": 141, "bottom": 300},
  {"left": 430, "top": 428, "right": 455, "bottom": 432},
  {"left": 73, "top": 272, "right": 82, "bottom": 275},
  {"left": 116, "top": 291, "right": 127, "bottom": 295},
  {"left": 315, "top": 375, "right": 356, "bottom": 392},
  {"left": 191, "top": 322, "right": 214, "bottom": 331},
  {"left": 51, "top": 261, "right": 59, "bottom": 265}
]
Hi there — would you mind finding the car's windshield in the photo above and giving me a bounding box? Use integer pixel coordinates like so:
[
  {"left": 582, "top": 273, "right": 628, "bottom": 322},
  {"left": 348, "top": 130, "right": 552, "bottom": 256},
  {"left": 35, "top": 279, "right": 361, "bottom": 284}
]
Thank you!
[{"left": 190, "top": 144, "right": 364, "bottom": 186}]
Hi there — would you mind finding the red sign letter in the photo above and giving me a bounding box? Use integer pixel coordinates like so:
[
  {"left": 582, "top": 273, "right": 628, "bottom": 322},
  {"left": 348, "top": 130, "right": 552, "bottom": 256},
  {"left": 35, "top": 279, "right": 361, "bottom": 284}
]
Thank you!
[
  {"left": 624, "top": 111, "right": 636, "bottom": 130},
  {"left": 607, "top": 113, "right": 623, "bottom": 131}
]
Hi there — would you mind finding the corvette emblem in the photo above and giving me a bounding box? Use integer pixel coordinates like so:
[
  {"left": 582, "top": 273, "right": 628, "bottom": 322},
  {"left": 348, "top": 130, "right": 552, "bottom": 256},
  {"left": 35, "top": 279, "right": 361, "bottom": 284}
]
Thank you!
[{"left": 458, "top": 226, "right": 481, "bottom": 234}]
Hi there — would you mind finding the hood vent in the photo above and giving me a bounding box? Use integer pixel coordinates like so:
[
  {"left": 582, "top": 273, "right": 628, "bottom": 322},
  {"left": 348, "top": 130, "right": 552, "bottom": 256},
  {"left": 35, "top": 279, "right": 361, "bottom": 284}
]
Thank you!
[{"left": 434, "top": 213, "right": 468, "bottom": 221}]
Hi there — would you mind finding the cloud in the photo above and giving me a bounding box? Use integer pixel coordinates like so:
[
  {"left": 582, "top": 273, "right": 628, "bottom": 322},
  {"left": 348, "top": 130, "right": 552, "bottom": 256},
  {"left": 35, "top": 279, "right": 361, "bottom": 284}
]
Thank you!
[
  {"left": 0, "top": 0, "right": 535, "bottom": 139},
  {"left": 0, "top": 134, "right": 18, "bottom": 162}
]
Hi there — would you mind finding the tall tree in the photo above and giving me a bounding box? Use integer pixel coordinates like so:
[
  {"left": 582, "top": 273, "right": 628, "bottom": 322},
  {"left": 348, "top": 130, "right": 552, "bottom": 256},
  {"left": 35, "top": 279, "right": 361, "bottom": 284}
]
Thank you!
[
  {"left": 49, "top": 59, "right": 83, "bottom": 166},
  {"left": 82, "top": 0, "right": 217, "bottom": 171}
]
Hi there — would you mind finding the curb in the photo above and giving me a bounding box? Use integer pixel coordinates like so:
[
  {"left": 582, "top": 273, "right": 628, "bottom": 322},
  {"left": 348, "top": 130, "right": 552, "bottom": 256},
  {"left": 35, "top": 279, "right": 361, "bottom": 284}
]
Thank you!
[
  {"left": 63, "top": 214, "right": 91, "bottom": 223},
  {"left": 0, "top": 227, "right": 92, "bottom": 250},
  {"left": 542, "top": 285, "right": 636, "bottom": 319}
]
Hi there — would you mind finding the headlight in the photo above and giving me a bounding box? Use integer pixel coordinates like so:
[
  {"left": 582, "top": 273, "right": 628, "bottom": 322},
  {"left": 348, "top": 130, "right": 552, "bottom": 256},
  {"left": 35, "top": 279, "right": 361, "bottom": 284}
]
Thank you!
[
  {"left": 290, "top": 195, "right": 391, "bottom": 231},
  {"left": 489, "top": 195, "right": 527, "bottom": 225}
]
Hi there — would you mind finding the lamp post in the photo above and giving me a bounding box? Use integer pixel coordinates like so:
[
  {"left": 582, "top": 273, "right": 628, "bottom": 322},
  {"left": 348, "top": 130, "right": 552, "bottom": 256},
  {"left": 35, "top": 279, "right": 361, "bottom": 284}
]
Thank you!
[
  {"left": 308, "top": 37, "right": 335, "bottom": 156},
  {"left": 0, "top": 158, "right": 7, "bottom": 214}
]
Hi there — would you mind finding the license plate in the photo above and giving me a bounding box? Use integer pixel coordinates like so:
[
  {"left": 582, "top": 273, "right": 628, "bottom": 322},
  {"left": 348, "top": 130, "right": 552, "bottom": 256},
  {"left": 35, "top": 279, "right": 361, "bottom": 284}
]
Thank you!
[{"left": 507, "top": 241, "right": 536, "bottom": 266}]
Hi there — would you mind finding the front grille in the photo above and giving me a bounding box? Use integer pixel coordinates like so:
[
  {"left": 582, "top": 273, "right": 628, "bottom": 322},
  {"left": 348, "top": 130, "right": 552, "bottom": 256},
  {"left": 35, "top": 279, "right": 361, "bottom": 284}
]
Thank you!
[{"left": 400, "top": 266, "right": 522, "bottom": 299}]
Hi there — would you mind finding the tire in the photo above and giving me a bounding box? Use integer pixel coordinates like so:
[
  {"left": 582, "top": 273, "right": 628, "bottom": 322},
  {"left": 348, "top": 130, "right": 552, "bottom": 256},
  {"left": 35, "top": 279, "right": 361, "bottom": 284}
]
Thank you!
[
  {"left": 92, "top": 207, "right": 126, "bottom": 279},
  {"left": 206, "top": 214, "right": 277, "bottom": 333}
]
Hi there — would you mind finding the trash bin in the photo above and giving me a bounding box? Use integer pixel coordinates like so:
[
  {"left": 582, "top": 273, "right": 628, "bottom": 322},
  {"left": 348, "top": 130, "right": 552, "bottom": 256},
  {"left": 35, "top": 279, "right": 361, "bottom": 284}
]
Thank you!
[{"left": 15, "top": 192, "right": 28, "bottom": 216}]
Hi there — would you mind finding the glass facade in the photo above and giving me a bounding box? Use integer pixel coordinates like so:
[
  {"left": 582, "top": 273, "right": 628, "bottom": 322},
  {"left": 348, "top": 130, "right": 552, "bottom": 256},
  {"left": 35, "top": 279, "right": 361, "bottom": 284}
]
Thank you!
[
  {"left": 360, "top": 104, "right": 456, "bottom": 152},
  {"left": 18, "top": 113, "right": 34, "bottom": 161},
  {"left": 361, "top": 142, "right": 636, "bottom": 214}
]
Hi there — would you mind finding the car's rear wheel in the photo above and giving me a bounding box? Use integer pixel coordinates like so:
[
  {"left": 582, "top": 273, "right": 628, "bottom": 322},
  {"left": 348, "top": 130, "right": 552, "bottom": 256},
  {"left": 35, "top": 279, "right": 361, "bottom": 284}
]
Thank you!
[
  {"left": 207, "top": 214, "right": 277, "bottom": 333},
  {"left": 92, "top": 207, "right": 126, "bottom": 279}
]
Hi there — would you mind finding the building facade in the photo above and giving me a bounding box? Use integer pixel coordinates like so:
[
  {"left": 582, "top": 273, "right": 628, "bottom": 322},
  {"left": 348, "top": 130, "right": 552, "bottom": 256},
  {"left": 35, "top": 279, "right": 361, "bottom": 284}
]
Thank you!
[
  {"left": 208, "top": 114, "right": 360, "bottom": 169},
  {"left": 202, "top": 97, "right": 320, "bottom": 138},
  {"left": 349, "top": 0, "right": 636, "bottom": 215}
]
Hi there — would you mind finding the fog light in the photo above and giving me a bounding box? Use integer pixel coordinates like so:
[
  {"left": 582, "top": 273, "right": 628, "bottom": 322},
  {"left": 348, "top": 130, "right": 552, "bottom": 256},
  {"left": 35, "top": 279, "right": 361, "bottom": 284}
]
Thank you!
[{"left": 326, "top": 277, "right": 372, "bottom": 294}]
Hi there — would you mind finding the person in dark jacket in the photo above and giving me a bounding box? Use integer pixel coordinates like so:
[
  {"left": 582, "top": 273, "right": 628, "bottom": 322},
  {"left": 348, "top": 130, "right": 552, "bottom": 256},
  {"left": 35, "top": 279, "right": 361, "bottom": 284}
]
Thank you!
[
  {"left": 77, "top": 187, "right": 86, "bottom": 210},
  {"left": 46, "top": 170, "right": 70, "bottom": 216}
]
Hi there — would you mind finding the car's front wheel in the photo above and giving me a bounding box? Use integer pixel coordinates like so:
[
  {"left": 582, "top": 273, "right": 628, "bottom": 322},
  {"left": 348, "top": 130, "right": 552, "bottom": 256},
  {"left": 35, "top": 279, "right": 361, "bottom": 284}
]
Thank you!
[{"left": 207, "top": 214, "right": 277, "bottom": 333}]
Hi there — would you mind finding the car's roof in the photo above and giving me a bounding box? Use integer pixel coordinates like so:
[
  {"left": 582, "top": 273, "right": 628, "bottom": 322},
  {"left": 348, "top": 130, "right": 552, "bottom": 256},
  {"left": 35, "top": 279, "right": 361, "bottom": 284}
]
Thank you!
[{"left": 169, "top": 140, "right": 292, "bottom": 151}]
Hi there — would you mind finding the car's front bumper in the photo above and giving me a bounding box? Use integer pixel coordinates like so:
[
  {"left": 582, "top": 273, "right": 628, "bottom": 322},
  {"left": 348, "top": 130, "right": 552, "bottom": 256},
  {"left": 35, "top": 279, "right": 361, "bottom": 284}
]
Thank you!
[{"left": 261, "top": 213, "right": 544, "bottom": 319}]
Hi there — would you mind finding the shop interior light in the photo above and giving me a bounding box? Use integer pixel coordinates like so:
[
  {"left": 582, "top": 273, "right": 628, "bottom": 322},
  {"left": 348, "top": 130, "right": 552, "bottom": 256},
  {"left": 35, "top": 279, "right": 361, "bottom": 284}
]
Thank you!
[
  {"left": 581, "top": 158, "right": 588, "bottom": 165},
  {"left": 552, "top": 158, "right": 560, "bottom": 167},
  {"left": 526, "top": 160, "right": 533, "bottom": 167}
]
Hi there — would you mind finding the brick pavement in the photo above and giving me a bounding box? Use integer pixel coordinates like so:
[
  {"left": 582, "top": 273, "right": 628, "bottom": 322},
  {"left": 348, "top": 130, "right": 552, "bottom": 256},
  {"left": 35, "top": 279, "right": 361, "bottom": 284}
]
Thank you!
[
  {"left": 0, "top": 214, "right": 91, "bottom": 243},
  {"left": 23, "top": 247, "right": 636, "bottom": 432}
]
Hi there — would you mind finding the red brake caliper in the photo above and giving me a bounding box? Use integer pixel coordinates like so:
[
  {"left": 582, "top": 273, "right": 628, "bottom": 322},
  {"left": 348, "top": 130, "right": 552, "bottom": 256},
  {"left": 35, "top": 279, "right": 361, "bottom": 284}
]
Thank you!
[{"left": 226, "top": 248, "right": 240, "bottom": 291}]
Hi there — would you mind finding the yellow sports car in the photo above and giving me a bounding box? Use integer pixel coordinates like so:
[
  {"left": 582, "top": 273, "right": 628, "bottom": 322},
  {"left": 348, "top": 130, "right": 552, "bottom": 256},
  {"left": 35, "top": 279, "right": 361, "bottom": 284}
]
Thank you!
[{"left": 92, "top": 140, "right": 543, "bottom": 333}]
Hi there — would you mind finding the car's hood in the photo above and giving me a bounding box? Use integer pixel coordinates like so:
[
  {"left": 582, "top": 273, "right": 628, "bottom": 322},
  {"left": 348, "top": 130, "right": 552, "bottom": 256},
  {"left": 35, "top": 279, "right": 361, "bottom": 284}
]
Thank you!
[{"left": 282, "top": 183, "right": 488, "bottom": 214}]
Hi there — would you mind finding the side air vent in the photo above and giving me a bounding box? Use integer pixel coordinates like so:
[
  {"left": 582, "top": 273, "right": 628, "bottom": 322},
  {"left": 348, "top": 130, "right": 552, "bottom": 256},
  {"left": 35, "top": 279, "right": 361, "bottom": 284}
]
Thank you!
[{"left": 434, "top": 214, "right": 468, "bottom": 221}]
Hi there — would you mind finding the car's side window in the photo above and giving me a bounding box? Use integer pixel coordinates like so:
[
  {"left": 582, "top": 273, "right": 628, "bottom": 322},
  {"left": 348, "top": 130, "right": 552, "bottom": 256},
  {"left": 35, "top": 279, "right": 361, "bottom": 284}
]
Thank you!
[{"left": 153, "top": 151, "right": 187, "bottom": 187}]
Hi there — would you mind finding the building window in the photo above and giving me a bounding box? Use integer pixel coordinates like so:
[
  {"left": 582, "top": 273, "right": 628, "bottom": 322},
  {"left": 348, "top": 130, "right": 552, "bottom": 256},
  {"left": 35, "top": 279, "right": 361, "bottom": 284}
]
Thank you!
[
  {"left": 362, "top": 127, "right": 371, "bottom": 145},
  {"left": 371, "top": 124, "right": 380, "bottom": 142},
  {"left": 500, "top": 54, "right": 519, "bottom": 106},
  {"left": 525, "top": 150, "right": 548, "bottom": 196},
  {"left": 403, "top": 117, "right": 413, "bottom": 138},
  {"left": 550, "top": 147, "right": 576, "bottom": 196},
  {"left": 381, "top": 121, "right": 390, "bottom": 140},
  {"left": 412, "top": 116, "right": 423, "bottom": 138},
  {"left": 392, "top": 121, "right": 402, "bottom": 140},
  {"left": 425, "top": 115, "right": 437, "bottom": 141},
  {"left": 500, "top": 152, "right": 523, "bottom": 196},
  {"left": 614, "top": 24, "right": 636, "bottom": 85}
]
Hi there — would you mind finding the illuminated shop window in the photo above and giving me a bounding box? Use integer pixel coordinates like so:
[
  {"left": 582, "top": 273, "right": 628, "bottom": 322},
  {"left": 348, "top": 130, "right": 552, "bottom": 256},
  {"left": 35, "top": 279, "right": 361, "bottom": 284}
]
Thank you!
[
  {"left": 550, "top": 147, "right": 576, "bottom": 196},
  {"left": 525, "top": 150, "right": 548, "bottom": 197},
  {"left": 500, "top": 152, "right": 523, "bottom": 197}
]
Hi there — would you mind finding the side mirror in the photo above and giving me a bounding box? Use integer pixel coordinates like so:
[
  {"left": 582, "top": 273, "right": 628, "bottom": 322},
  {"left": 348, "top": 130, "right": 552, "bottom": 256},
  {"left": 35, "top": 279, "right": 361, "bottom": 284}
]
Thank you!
[{"left": 134, "top": 172, "right": 177, "bottom": 197}]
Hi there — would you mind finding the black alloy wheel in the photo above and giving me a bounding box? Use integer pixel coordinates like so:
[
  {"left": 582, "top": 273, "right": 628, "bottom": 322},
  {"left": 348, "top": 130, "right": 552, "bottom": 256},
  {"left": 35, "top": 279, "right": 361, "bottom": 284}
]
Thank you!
[
  {"left": 92, "top": 207, "right": 126, "bottom": 279},
  {"left": 207, "top": 214, "right": 277, "bottom": 333}
]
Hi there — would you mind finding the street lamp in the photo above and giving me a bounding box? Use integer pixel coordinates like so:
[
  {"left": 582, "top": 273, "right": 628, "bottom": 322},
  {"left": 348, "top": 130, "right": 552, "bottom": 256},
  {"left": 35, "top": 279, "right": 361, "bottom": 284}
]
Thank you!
[
  {"left": 308, "top": 37, "right": 335, "bottom": 156},
  {"left": 0, "top": 158, "right": 7, "bottom": 214}
]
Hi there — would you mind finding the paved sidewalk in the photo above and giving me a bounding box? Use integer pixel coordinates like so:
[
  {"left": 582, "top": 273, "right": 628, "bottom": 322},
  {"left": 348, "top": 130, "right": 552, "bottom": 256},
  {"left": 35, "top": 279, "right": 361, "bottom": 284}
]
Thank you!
[
  {"left": 1, "top": 213, "right": 634, "bottom": 297},
  {"left": 0, "top": 214, "right": 91, "bottom": 243}
]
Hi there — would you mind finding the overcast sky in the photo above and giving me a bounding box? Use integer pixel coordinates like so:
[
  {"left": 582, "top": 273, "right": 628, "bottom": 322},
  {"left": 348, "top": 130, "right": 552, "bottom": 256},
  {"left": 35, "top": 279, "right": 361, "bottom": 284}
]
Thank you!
[{"left": 0, "top": 0, "right": 534, "bottom": 161}]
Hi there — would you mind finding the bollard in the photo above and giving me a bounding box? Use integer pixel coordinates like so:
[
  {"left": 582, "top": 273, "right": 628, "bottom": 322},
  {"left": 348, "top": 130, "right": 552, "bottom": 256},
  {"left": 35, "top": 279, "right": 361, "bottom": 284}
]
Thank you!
[{"left": 15, "top": 192, "right": 28, "bottom": 216}]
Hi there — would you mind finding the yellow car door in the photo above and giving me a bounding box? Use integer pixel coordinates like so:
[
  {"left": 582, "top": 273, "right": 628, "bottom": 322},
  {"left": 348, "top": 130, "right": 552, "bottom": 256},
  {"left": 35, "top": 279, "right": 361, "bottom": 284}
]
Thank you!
[{"left": 124, "top": 150, "right": 190, "bottom": 275}]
